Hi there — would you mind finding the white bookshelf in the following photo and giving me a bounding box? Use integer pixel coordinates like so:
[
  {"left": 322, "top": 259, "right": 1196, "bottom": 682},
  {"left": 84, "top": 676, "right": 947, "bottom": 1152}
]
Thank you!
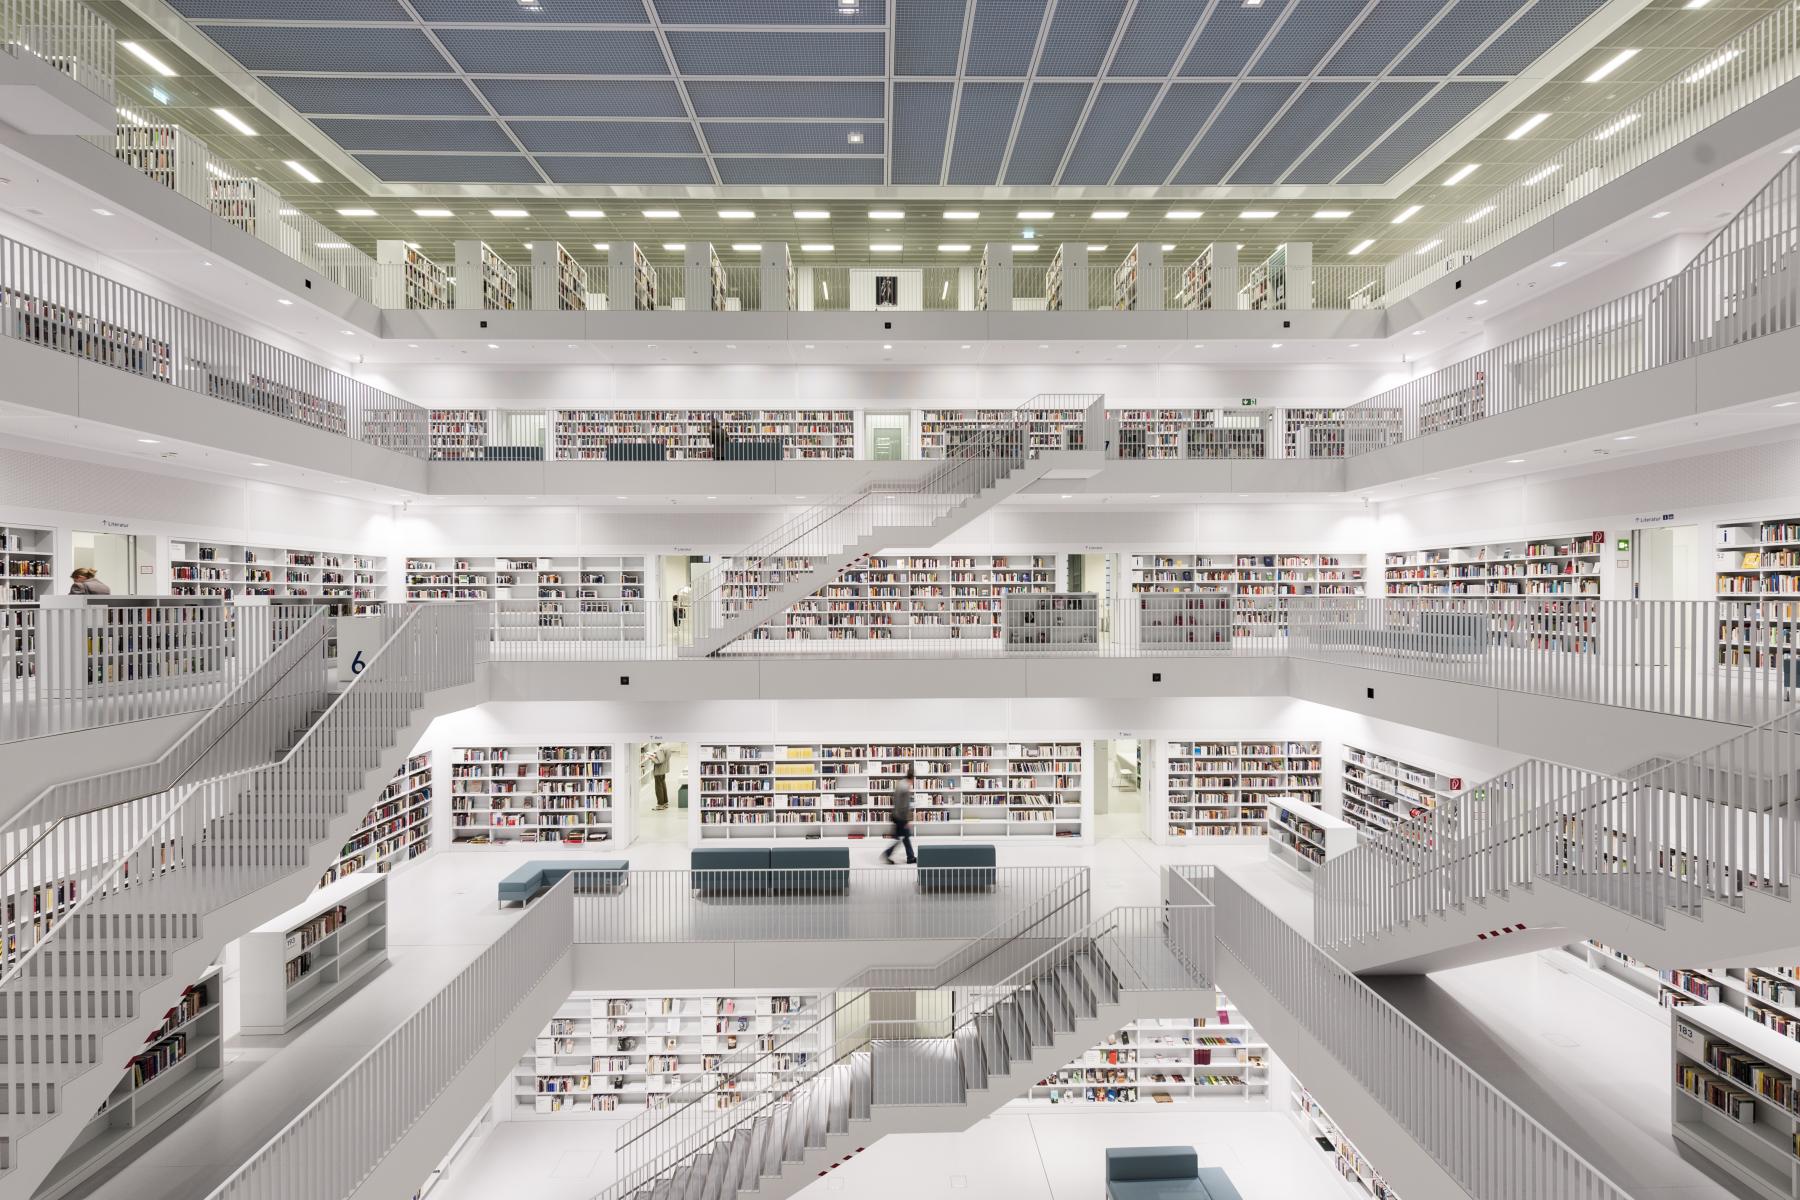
[
  {"left": 1164, "top": 740, "right": 1322, "bottom": 841},
  {"left": 450, "top": 743, "right": 616, "bottom": 847},
  {"left": 377, "top": 241, "right": 451, "bottom": 310},
  {"left": 549, "top": 409, "right": 856, "bottom": 461},
  {"left": 698, "top": 739, "right": 1086, "bottom": 842},
  {"left": 1113, "top": 245, "right": 1142, "bottom": 310},
  {"left": 1418, "top": 371, "right": 1487, "bottom": 434},
  {"left": 320, "top": 751, "right": 432, "bottom": 888},
  {"left": 1178, "top": 245, "right": 1220, "bottom": 310},
  {"left": 632, "top": 244, "right": 657, "bottom": 311},
  {"left": 1003, "top": 592, "right": 1097, "bottom": 651},
  {"left": 115, "top": 123, "right": 209, "bottom": 199},
  {"left": 532, "top": 241, "right": 588, "bottom": 311},
  {"left": 1671, "top": 1003, "right": 1800, "bottom": 1200},
  {"left": 1019, "top": 997, "right": 1268, "bottom": 1106},
  {"left": 1292, "top": 1085, "right": 1403, "bottom": 1199},
  {"left": 1113, "top": 408, "right": 1267, "bottom": 460},
  {"left": 1267, "top": 796, "right": 1357, "bottom": 874},
  {"left": 5, "top": 285, "right": 173, "bottom": 382},
  {"left": 517, "top": 990, "right": 824, "bottom": 1116},
  {"left": 919, "top": 407, "right": 1084, "bottom": 457},
  {"left": 428, "top": 408, "right": 489, "bottom": 460},
  {"left": 454, "top": 240, "right": 519, "bottom": 311},
  {"left": 1136, "top": 592, "right": 1231, "bottom": 647},
  {"left": 1, "top": 523, "right": 53, "bottom": 604},
  {"left": 36, "top": 597, "right": 227, "bottom": 700},
  {"left": 1578, "top": 944, "right": 1800, "bottom": 1037},
  {"left": 1283, "top": 407, "right": 1403, "bottom": 459},
  {"left": 238, "top": 873, "right": 388, "bottom": 1035},
  {"left": 1383, "top": 535, "right": 1603, "bottom": 598},
  {"left": 494, "top": 555, "right": 647, "bottom": 642},
  {"left": 404, "top": 556, "right": 492, "bottom": 602},
  {"left": 1132, "top": 553, "right": 1366, "bottom": 639},
  {"left": 208, "top": 178, "right": 282, "bottom": 239},
  {"left": 1715, "top": 515, "right": 1800, "bottom": 671},
  {"left": 35, "top": 967, "right": 225, "bottom": 1200},
  {"left": 1340, "top": 745, "right": 1457, "bottom": 845},
  {"left": 169, "top": 540, "right": 386, "bottom": 601}
]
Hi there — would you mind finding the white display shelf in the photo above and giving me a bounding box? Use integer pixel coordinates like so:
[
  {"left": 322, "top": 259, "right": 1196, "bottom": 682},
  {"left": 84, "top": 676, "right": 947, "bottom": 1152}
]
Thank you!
[
  {"left": 1671, "top": 1003, "right": 1800, "bottom": 1200},
  {"left": 4, "top": 284, "right": 172, "bottom": 383},
  {"left": 1, "top": 523, "right": 53, "bottom": 604},
  {"left": 1579, "top": 943, "right": 1800, "bottom": 1037},
  {"left": 1383, "top": 535, "right": 1603, "bottom": 598},
  {"left": 237, "top": 873, "right": 388, "bottom": 1035},
  {"left": 722, "top": 553, "right": 1057, "bottom": 642},
  {"left": 919, "top": 408, "right": 1084, "bottom": 457},
  {"left": 377, "top": 241, "right": 450, "bottom": 310},
  {"left": 115, "top": 123, "right": 209, "bottom": 199},
  {"left": 170, "top": 539, "right": 386, "bottom": 601},
  {"left": 1715, "top": 516, "right": 1800, "bottom": 671},
  {"left": 429, "top": 408, "right": 490, "bottom": 461},
  {"left": 320, "top": 752, "right": 433, "bottom": 888},
  {"left": 1418, "top": 372, "right": 1486, "bottom": 435},
  {"left": 1136, "top": 592, "right": 1231, "bottom": 647},
  {"left": 517, "top": 990, "right": 825, "bottom": 1116},
  {"left": 35, "top": 966, "right": 226, "bottom": 1200},
  {"left": 1114, "top": 408, "right": 1267, "bottom": 460},
  {"left": 699, "top": 739, "right": 1086, "bottom": 841},
  {"left": 1018, "top": 999, "right": 1268, "bottom": 1106},
  {"left": 36, "top": 597, "right": 227, "bottom": 700},
  {"left": 1266, "top": 796, "right": 1357, "bottom": 874},
  {"left": 1292, "top": 1085, "right": 1402, "bottom": 1199},
  {"left": 1003, "top": 592, "right": 1097, "bottom": 651},
  {"left": 1164, "top": 740, "right": 1322, "bottom": 841},
  {"left": 1132, "top": 553, "right": 1366, "bottom": 639},
  {"left": 404, "top": 555, "right": 644, "bottom": 616},
  {"left": 450, "top": 744, "right": 616, "bottom": 846},
  {"left": 1340, "top": 745, "right": 1458, "bottom": 846},
  {"left": 455, "top": 240, "right": 519, "bottom": 311},
  {"left": 548, "top": 409, "right": 856, "bottom": 461},
  {"left": 208, "top": 177, "right": 281, "bottom": 240}
]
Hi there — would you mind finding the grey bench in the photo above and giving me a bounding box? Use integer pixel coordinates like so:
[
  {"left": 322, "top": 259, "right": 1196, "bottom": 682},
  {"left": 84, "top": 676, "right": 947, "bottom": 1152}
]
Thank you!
[
  {"left": 691, "top": 847, "right": 773, "bottom": 896},
  {"left": 497, "top": 859, "right": 627, "bottom": 909},
  {"left": 1105, "top": 1148, "right": 1243, "bottom": 1200},
  {"left": 769, "top": 846, "right": 850, "bottom": 895},
  {"left": 916, "top": 843, "right": 996, "bottom": 893}
]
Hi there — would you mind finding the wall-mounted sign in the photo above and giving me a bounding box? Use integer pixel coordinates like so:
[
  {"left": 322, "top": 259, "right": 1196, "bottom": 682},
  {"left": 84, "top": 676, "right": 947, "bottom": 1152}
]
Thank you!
[
  {"left": 1633, "top": 513, "right": 1676, "bottom": 525},
  {"left": 1239, "top": 397, "right": 1258, "bottom": 407},
  {"left": 875, "top": 275, "right": 899, "bottom": 308},
  {"left": 101, "top": 519, "right": 130, "bottom": 529},
  {"left": 1616, "top": 538, "right": 1631, "bottom": 551}
]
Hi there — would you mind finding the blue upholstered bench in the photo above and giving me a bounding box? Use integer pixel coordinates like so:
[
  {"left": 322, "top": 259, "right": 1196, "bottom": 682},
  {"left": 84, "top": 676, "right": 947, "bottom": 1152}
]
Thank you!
[
  {"left": 691, "top": 847, "right": 772, "bottom": 896},
  {"left": 1105, "top": 1148, "right": 1243, "bottom": 1200},
  {"left": 497, "top": 860, "right": 627, "bottom": 908},
  {"left": 916, "top": 843, "right": 996, "bottom": 892},
  {"left": 769, "top": 846, "right": 849, "bottom": 895}
]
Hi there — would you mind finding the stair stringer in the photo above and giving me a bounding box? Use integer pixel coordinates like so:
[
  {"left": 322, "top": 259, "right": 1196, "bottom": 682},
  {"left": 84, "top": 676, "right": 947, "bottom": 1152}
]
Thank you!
[{"left": 1, "top": 677, "right": 488, "bottom": 1200}]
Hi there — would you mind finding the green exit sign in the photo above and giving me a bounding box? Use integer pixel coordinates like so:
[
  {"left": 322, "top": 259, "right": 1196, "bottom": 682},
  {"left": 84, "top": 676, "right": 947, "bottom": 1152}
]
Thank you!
[
  {"left": 1239, "top": 397, "right": 1258, "bottom": 407},
  {"left": 1616, "top": 538, "right": 1630, "bottom": 551}
]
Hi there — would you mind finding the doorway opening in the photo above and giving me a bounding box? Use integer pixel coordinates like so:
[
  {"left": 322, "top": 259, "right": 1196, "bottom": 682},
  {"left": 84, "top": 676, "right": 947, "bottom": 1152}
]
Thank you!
[
  {"left": 1092, "top": 737, "right": 1144, "bottom": 839},
  {"left": 634, "top": 739, "right": 688, "bottom": 845},
  {"left": 661, "top": 554, "right": 705, "bottom": 643},
  {"left": 71, "top": 530, "right": 150, "bottom": 596}
]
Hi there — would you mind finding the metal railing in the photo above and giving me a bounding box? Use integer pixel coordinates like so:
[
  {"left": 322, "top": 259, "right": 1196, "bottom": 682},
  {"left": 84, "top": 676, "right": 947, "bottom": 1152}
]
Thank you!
[
  {"left": 1349, "top": 151, "right": 1800, "bottom": 450},
  {"left": 204, "top": 875, "right": 573, "bottom": 1200},
  {"left": 0, "top": 599, "right": 321, "bottom": 743},
  {"left": 0, "top": 602, "right": 487, "bottom": 1184},
  {"left": 0, "top": 235, "right": 429, "bottom": 454},
  {"left": 1198, "top": 870, "right": 1634, "bottom": 1200},
  {"left": 1382, "top": 0, "right": 1800, "bottom": 306},
  {"left": 1, "top": 0, "right": 113, "bottom": 102}
]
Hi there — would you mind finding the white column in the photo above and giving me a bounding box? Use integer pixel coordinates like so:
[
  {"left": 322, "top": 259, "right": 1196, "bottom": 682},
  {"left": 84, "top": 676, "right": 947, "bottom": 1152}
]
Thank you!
[
  {"left": 982, "top": 243, "right": 1014, "bottom": 311},
  {"left": 760, "top": 243, "right": 792, "bottom": 311},
  {"left": 1135, "top": 243, "right": 1164, "bottom": 311},
  {"left": 685, "top": 242, "right": 717, "bottom": 312},
  {"left": 1059, "top": 243, "right": 1089, "bottom": 310},
  {"left": 1207, "top": 242, "right": 1240, "bottom": 310},
  {"left": 1284, "top": 241, "right": 1313, "bottom": 310},
  {"left": 608, "top": 243, "right": 638, "bottom": 311}
]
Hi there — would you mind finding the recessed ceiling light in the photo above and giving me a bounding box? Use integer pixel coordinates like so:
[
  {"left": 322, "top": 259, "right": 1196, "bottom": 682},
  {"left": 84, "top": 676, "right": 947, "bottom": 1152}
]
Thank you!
[
  {"left": 942, "top": 211, "right": 980, "bottom": 221},
  {"left": 1441, "top": 163, "right": 1479, "bottom": 186},
  {"left": 521, "top": 242, "right": 534, "bottom": 249},
  {"left": 1684, "top": 49, "right": 1740, "bottom": 84},
  {"left": 1506, "top": 459, "right": 1525, "bottom": 464},
  {"left": 707, "top": 495, "right": 718, "bottom": 499},
  {"left": 408, "top": 343, "right": 419, "bottom": 348},
  {"left": 1593, "top": 113, "right": 1640, "bottom": 141},
  {"left": 120, "top": 40, "right": 177, "bottom": 76},
  {"left": 1774, "top": 401, "right": 1797, "bottom": 408},
  {"left": 284, "top": 160, "right": 321, "bottom": 184},
  {"left": 1614, "top": 435, "right": 1637, "bottom": 441},
  {"left": 1349, "top": 239, "right": 1374, "bottom": 255},
  {"left": 644, "top": 209, "right": 680, "bottom": 218},
  {"left": 414, "top": 207, "right": 452, "bottom": 217},
  {"left": 211, "top": 107, "right": 257, "bottom": 136},
  {"left": 340, "top": 329, "right": 355, "bottom": 336},
  {"left": 1473, "top": 298, "right": 1488, "bottom": 306},
  {"left": 882, "top": 343, "right": 893, "bottom": 350},
  {"left": 1465, "top": 205, "right": 1495, "bottom": 223},
  {"left": 801, "top": 243, "right": 834, "bottom": 252},
  {"left": 1240, "top": 210, "right": 1278, "bottom": 219},
  {"left": 1270, "top": 343, "right": 1282, "bottom": 349},
  {"left": 1505, "top": 113, "right": 1550, "bottom": 140},
  {"left": 487, "top": 343, "right": 499, "bottom": 349},
  {"left": 1412, "top": 329, "right": 1426, "bottom": 335},
  {"left": 1039, "top": 344, "right": 1048, "bottom": 350},
  {"left": 490, "top": 208, "right": 528, "bottom": 218},
  {"left": 846, "top": 131, "right": 864, "bottom": 144},
  {"left": 961, "top": 344, "right": 971, "bottom": 349},
  {"left": 1060, "top": 494, "right": 1072, "bottom": 499},
  {"left": 719, "top": 209, "right": 756, "bottom": 219},
  {"left": 870, "top": 243, "right": 902, "bottom": 252},
  {"left": 1551, "top": 260, "right": 1568, "bottom": 268},
  {"left": 1018, "top": 209, "right": 1054, "bottom": 220},
  {"left": 794, "top": 210, "right": 831, "bottom": 219},
  {"left": 616, "top": 495, "right": 628, "bottom": 500},
  {"left": 1087, "top": 244, "right": 1109, "bottom": 251},
  {"left": 869, "top": 209, "right": 905, "bottom": 219},
  {"left": 726, "top": 344, "right": 737, "bottom": 349},
  {"left": 663, "top": 242, "right": 686, "bottom": 251},
  {"left": 1091, "top": 210, "right": 1130, "bottom": 220},
  {"left": 1011, "top": 243, "right": 1038, "bottom": 252},
  {"left": 731, "top": 243, "right": 762, "bottom": 252},
  {"left": 1651, "top": 210, "right": 1670, "bottom": 219},
  {"left": 938, "top": 243, "right": 971, "bottom": 252},
  {"left": 1348, "top": 343, "right": 1359, "bottom": 348},
  {"left": 1391, "top": 205, "right": 1421, "bottom": 224},
  {"left": 566, "top": 208, "right": 605, "bottom": 218},
  {"left": 1160, "top": 243, "right": 1176, "bottom": 251},
  {"left": 92, "top": 207, "right": 113, "bottom": 216},
  {"left": 136, "top": 437, "right": 160, "bottom": 444},
  {"left": 1584, "top": 48, "right": 1638, "bottom": 82},
  {"left": 337, "top": 207, "right": 376, "bottom": 217},
  {"left": 804, "top": 344, "right": 814, "bottom": 349},
  {"left": 1522, "top": 164, "right": 1562, "bottom": 185},
  {"left": 1312, "top": 210, "right": 1351, "bottom": 219},
  {"left": 1164, "top": 210, "right": 1203, "bottom": 220},
  {"left": 277, "top": 298, "right": 293, "bottom": 305}
]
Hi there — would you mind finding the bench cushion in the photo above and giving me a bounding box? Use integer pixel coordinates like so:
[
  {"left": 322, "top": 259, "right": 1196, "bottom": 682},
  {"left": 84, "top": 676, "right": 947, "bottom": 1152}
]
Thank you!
[
  {"left": 769, "top": 846, "right": 850, "bottom": 894},
  {"left": 1195, "top": 1168, "right": 1243, "bottom": 1200},
  {"left": 499, "top": 860, "right": 622, "bottom": 903},
  {"left": 917, "top": 843, "right": 997, "bottom": 892},
  {"left": 1108, "top": 1182, "right": 1210, "bottom": 1200},
  {"left": 692, "top": 847, "right": 771, "bottom": 895},
  {"left": 1107, "top": 1147, "right": 1197, "bottom": 1183}
]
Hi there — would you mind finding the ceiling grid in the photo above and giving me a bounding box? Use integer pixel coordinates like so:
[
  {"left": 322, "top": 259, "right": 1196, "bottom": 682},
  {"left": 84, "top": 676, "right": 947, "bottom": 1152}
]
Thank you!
[
  {"left": 1104, "top": 0, "right": 1220, "bottom": 188},
  {"left": 1048, "top": 0, "right": 1141, "bottom": 186},
  {"left": 992, "top": 0, "right": 1061, "bottom": 187},
  {"left": 1311, "top": 0, "right": 1461, "bottom": 186}
]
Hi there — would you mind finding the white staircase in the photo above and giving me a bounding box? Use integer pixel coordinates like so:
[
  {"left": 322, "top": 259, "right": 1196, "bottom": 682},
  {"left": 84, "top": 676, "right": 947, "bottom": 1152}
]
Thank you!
[
  {"left": 1316, "top": 712, "right": 1800, "bottom": 974},
  {"left": 1663, "top": 152, "right": 1800, "bottom": 356},
  {"left": 681, "top": 399, "right": 1095, "bottom": 658},
  {"left": 0, "top": 603, "right": 488, "bottom": 1199}
]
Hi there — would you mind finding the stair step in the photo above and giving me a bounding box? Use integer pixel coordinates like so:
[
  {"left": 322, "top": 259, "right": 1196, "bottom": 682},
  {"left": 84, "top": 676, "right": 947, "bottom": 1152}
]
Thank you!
[{"left": 1056, "top": 958, "right": 1097, "bottom": 1019}]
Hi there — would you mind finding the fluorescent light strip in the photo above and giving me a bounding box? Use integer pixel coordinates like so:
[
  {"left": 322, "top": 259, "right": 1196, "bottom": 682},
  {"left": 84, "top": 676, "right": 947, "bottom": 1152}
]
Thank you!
[
  {"left": 794, "top": 210, "right": 831, "bottom": 219},
  {"left": 1505, "top": 112, "right": 1549, "bottom": 140},
  {"left": 943, "top": 210, "right": 980, "bottom": 220},
  {"left": 566, "top": 208, "right": 605, "bottom": 218},
  {"left": 731, "top": 243, "right": 762, "bottom": 252},
  {"left": 663, "top": 243, "right": 685, "bottom": 251},
  {"left": 336, "top": 207, "right": 375, "bottom": 217},
  {"left": 1091, "top": 210, "right": 1130, "bottom": 220},
  {"left": 1165, "top": 209, "right": 1203, "bottom": 219},
  {"left": 1011, "top": 244, "right": 1038, "bottom": 252},
  {"left": 284, "top": 160, "right": 320, "bottom": 184},
  {"left": 1348, "top": 239, "right": 1374, "bottom": 255},
  {"left": 800, "top": 243, "right": 834, "bottom": 252},
  {"left": 119, "top": 41, "right": 176, "bottom": 76},
  {"left": 1584, "top": 47, "right": 1638, "bottom": 82},
  {"left": 1017, "top": 210, "right": 1054, "bottom": 219},
  {"left": 1312, "top": 210, "right": 1351, "bottom": 219},
  {"left": 1416, "top": 239, "right": 1442, "bottom": 254},
  {"left": 869, "top": 210, "right": 905, "bottom": 219},
  {"left": 718, "top": 209, "right": 756, "bottom": 219},
  {"left": 490, "top": 208, "right": 529, "bottom": 217},
  {"left": 1464, "top": 205, "right": 1495, "bottom": 224},
  {"left": 1441, "top": 163, "right": 1479, "bottom": 186},
  {"left": 211, "top": 107, "right": 256, "bottom": 136},
  {"left": 1390, "top": 205, "right": 1421, "bottom": 224},
  {"left": 1684, "top": 49, "right": 1741, "bottom": 83},
  {"left": 870, "top": 243, "right": 902, "bottom": 252},
  {"left": 1592, "top": 113, "right": 1640, "bottom": 141},
  {"left": 643, "top": 209, "right": 680, "bottom": 218},
  {"left": 938, "top": 243, "right": 970, "bottom": 252},
  {"left": 1522, "top": 164, "right": 1561, "bottom": 185},
  {"left": 414, "top": 207, "right": 453, "bottom": 217},
  {"left": 1239, "top": 210, "right": 1278, "bottom": 219}
]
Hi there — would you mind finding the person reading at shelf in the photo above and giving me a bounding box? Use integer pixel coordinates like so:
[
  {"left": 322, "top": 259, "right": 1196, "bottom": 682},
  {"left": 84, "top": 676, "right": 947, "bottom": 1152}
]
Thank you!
[
  {"left": 68, "top": 567, "right": 110, "bottom": 595},
  {"left": 880, "top": 766, "right": 917, "bottom": 865}
]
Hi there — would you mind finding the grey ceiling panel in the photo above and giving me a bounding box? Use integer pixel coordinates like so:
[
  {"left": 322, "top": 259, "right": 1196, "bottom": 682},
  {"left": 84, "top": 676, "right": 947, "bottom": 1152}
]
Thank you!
[
  {"left": 1059, "top": 82, "right": 1159, "bottom": 184},
  {"left": 1284, "top": 79, "right": 1431, "bottom": 181},
  {"left": 510, "top": 120, "right": 702, "bottom": 154},
  {"left": 174, "top": 0, "right": 409, "bottom": 18},
  {"left": 895, "top": 0, "right": 968, "bottom": 75},
  {"left": 667, "top": 30, "right": 887, "bottom": 76},
  {"left": 702, "top": 123, "right": 886, "bottom": 155},
  {"left": 1340, "top": 78, "right": 1500, "bottom": 181},
  {"left": 410, "top": 0, "right": 649, "bottom": 18},
  {"left": 1001, "top": 81, "right": 1090, "bottom": 184},
  {"left": 965, "top": 0, "right": 1049, "bottom": 76},
  {"left": 1172, "top": 81, "right": 1296, "bottom": 183},
  {"left": 435, "top": 29, "right": 668, "bottom": 74},
  {"left": 1391, "top": 1, "right": 1518, "bottom": 75},
  {"left": 1463, "top": 0, "right": 1607, "bottom": 75},
  {"left": 355, "top": 154, "right": 544, "bottom": 183},
  {"left": 1115, "top": 81, "right": 1228, "bottom": 184},
  {"left": 946, "top": 82, "right": 1023, "bottom": 184},
  {"left": 537, "top": 155, "right": 714, "bottom": 183},
  {"left": 687, "top": 81, "right": 886, "bottom": 119},
  {"left": 1251, "top": 1, "right": 1369, "bottom": 76},
  {"left": 1109, "top": 0, "right": 1207, "bottom": 78},
  {"left": 716, "top": 157, "right": 886, "bottom": 183},
  {"left": 891, "top": 81, "right": 954, "bottom": 182},
  {"left": 476, "top": 78, "right": 688, "bottom": 116},
  {"left": 197, "top": 26, "right": 451, "bottom": 73},
  {"left": 1037, "top": 0, "right": 1128, "bottom": 77},
  {"left": 1228, "top": 81, "right": 1365, "bottom": 183},
  {"left": 1321, "top": 0, "right": 1445, "bottom": 75},
  {"left": 314, "top": 118, "right": 518, "bottom": 153},
  {"left": 1179, "top": 2, "right": 1284, "bottom": 76},
  {"left": 262, "top": 76, "right": 488, "bottom": 116},
  {"left": 653, "top": 0, "right": 887, "bottom": 22}
]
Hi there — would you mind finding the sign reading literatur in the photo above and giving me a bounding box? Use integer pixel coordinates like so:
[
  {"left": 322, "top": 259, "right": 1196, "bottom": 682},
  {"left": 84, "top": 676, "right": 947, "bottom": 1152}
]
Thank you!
[{"left": 1633, "top": 513, "right": 1677, "bottom": 524}]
